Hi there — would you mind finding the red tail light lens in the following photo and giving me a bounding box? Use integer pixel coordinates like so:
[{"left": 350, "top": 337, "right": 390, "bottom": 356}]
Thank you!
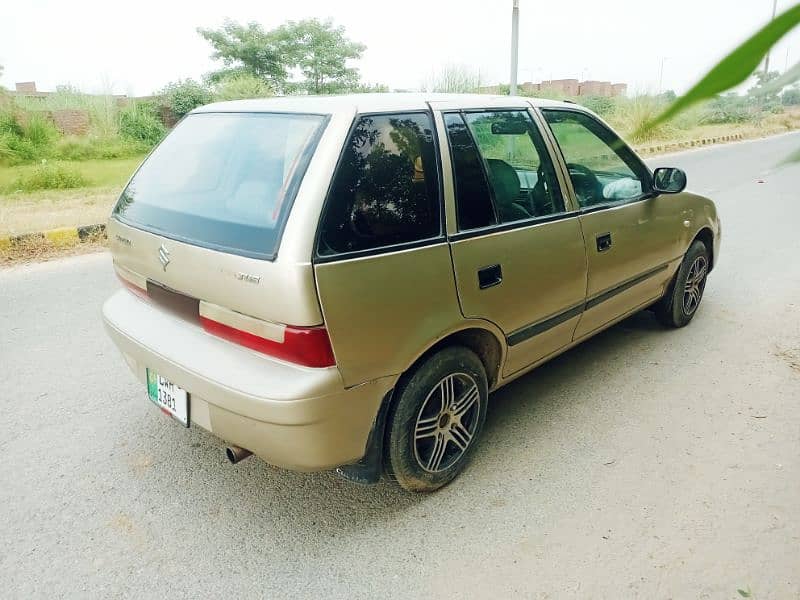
[{"left": 200, "top": 317, "right": 336, "bottom": 368}]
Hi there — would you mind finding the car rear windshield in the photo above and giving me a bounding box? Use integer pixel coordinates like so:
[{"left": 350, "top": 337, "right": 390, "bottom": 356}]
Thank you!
[{"left": 113, "top": 112, "right": 327, "bottom": 259}]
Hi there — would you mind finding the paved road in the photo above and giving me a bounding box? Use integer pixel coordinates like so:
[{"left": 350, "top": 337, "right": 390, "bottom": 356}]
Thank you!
[{"left": 2, "top": 133, "right": 799, "bottom": 599}]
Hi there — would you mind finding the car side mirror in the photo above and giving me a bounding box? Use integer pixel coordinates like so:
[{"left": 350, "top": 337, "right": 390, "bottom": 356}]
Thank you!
[{"left": 653, "top": 167, "right": 687, "bottom": 194}]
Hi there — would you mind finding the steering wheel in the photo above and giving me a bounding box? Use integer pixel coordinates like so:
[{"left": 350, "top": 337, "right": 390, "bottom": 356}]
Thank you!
[{"left": 567, "top": 163, "right": 604, "bottom": 207}]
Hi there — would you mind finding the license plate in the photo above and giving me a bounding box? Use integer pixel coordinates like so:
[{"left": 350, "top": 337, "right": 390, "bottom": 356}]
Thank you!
[{"left": 146, "top": 369, "right": 189, "bottom": 427}]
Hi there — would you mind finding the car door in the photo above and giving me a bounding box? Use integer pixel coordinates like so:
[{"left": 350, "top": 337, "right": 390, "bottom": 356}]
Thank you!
[
  {"left": 539, "top": 108, "right": 685, "bottom": 339},
  {"left": 437, "top": 107, "right": 588, "bottom": 377}
]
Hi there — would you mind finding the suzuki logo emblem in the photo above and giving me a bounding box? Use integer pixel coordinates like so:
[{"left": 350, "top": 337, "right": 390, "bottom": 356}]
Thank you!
[{"left": 158, "top": 244, "right": 170, "bottom": 271}]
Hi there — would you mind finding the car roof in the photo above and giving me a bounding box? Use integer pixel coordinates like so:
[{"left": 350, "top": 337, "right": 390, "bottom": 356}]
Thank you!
[{"left": 193, "top": 92, "right": 580, "bottom": 115}]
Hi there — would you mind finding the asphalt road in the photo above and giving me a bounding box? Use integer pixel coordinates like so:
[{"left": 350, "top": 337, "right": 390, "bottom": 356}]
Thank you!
[{"left": 2, "top": 133, "right": 799, "bottom": 599}]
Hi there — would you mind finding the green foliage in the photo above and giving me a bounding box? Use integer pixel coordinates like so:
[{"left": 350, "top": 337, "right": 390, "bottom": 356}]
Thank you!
[
  {"left": 198, "top": 20, "right": 294, "bottom": 88},
  {"left": 700, "top": 93, "right": 752, "bottom": 124},
  {"left": 8, "top": 162, "right": 89, "bottom": 192},
  {"left": 118, "top": 102, "right": 166, "bottom": 145},
  {"left": 782, "top": 87, "right": 800, "bottom": 105},
  {"left": 24, "top": 114, "right": 59, "bottom": 147},
  {"left": 212, "top": 73, "right": 273, "bottom": 101},
  {"left": 577, "top": 95, "right": 615, "bottom": 117},
  {"left": 198, "top": 18, "right": 370, "bottom": 95},
  {"left": 159, "top": 79, "right": 212, "bottom": 119},
  {"left": 277, "top": 18, "right": 366, "bottom": 94},
  {"left": 645, "top": 3, "right": 800, "bottom": 132},
  {"left": 52, "top": 136, "right": 149, "bottom": 161},
  {"left": 0, "top": 111, "right": 59, "bottom": 164}
]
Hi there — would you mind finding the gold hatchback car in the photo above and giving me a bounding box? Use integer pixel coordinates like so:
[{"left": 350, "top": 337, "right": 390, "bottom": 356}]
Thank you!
[{"left": 103, "top": 93, "right": 720, "bottom": 492}]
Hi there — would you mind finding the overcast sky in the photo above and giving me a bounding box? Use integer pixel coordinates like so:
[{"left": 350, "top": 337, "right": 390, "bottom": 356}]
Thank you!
[{"left": 3, "top": 0, "right": 799, "bottom": 96}]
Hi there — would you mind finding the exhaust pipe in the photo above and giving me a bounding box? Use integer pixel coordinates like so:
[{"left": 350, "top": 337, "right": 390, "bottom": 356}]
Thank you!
[{"left": 225, "top": 445, "right": 252, "bottom": 464}]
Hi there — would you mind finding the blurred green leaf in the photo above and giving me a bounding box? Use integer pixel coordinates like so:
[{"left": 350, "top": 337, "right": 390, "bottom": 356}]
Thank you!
[
  {"left": 737, "top": 588, "right": 751, "bottom": 598},
  {"left": 640, "top": 3, "right": 800, "bottom": 134}
]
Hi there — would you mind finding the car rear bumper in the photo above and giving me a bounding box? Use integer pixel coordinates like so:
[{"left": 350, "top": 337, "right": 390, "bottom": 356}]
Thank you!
[{"left": 102, "top": 289, "right": 394, "bottom": 471}]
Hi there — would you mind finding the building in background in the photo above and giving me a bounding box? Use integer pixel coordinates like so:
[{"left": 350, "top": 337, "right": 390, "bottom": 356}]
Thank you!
[{"left": 480, "top": 79, "right": 627, "bottom": 97}]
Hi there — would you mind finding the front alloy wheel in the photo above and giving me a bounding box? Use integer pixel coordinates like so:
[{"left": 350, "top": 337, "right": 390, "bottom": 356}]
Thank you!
[{"left": 655, "top": 239, "right": 710, "bottom": 328}]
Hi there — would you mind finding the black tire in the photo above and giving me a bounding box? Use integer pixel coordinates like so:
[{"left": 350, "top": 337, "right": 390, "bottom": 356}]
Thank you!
[
  {"left": 384, "top": 346, "right": 488, "bottom": 492},
  {"left": 654, "top": 240, "right": 710, "bottom": 328}
]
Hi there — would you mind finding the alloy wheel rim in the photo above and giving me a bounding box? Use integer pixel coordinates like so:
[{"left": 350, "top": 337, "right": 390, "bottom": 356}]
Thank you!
[
  {"left": 682, "top": 255, "right": 708, "bottom": 316},
  {"left": 413, "top": 373, "right": 481, "bottom": 473}
]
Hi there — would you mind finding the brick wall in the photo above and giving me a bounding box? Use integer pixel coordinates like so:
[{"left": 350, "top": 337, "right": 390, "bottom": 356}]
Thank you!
[{"left": 52, "top": 110, "right": 90, "bottom": 135}]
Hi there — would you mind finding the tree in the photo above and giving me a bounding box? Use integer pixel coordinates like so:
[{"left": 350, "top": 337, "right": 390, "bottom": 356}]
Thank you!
[
  {"left": 277, "top": 18, "right": 365, "bottom": 94},
  {"left": 197, "top": 20, "right": 294, "bottom": 89},
  {"left": 198, "top": 18, "right": 367, "bottom": 95}
]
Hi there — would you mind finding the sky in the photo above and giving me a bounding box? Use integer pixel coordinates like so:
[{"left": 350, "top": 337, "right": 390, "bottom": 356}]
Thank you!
[{"left": 2, "top": 0, "right": 799, "bottom": 96}]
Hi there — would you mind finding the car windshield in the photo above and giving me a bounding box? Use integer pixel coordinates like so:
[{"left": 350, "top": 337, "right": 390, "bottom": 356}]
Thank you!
[{"left": 113, "top": 112, "right": 327, "bottom": 259}]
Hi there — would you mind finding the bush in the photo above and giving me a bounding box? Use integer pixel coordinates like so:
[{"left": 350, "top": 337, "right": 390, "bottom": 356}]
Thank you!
[
  {"left": 781, "top": 88, "right": 800, "bottom": 106},
  {"left": 212, "top": 73, "right": 273, "bottom": 101},
  {"left": 23, "top": 113, "right": 59, "bottom": 147},
  {"left": 577, "top": 95, "right": 615, "bottom": 118},
  {"left": 700, "top": 94, "right": 752, "bottom": 124},
  {"left": 119, "top": 102, "right": 166, "bottom": 145},
  {"left": 9, "top": 162, "right": 89, "bottom": 192},
  {"left": 160, "top": 79, "right": 212, "bottom": 118}
]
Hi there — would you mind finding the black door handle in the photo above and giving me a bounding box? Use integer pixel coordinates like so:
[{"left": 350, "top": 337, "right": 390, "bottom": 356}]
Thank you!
[
  {"left": 596, "top": 232, "right": 612, "bottom": 252},
  {"left": 478, "top": 264, "right": 503, "bottom": 289}
]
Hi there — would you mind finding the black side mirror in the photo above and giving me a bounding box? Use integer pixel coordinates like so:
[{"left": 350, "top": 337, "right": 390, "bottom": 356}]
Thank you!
[{"left": 653, "top": 167, "right": 687, "bottom": 194}]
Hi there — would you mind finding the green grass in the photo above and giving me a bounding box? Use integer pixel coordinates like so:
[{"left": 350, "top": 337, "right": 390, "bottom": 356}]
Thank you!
[{"left": 0, "top": 156, "right": 144, "bottom": 194}]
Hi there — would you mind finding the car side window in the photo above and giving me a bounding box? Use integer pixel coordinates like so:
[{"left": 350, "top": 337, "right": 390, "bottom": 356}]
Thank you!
[
  {"left": 459, "top": 110, "right": 565, "bottom": 225},
  {"left": 443, "top": 113, "right": 497, "bottom": 230},
  {"left": 317, "top": 113, "right": 441, "bottom": 257},
  {"left": 542, "top": 109, "right": 651, "bottom": 208}
]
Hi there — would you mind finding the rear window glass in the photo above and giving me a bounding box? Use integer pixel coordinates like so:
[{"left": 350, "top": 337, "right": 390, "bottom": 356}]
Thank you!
[
  {"left": 316, "top": 113, "right": 441, "bottom": 257},
  {"left": 113, "top": 112, "right": 327, "bottom": 259}
]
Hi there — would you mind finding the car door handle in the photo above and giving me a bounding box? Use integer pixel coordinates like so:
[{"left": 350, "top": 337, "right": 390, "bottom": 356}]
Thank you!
[
  {"left": 596, "top": 232, "right": 612, "bottom": 252},
  {"left": 478, "top": 264, "right": 503, "bottom": 289}
]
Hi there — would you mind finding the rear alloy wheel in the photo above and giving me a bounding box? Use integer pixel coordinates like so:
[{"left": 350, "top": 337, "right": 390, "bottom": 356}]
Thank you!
[
  {"left": 385, "top": 346, "right": 488, "bottom": 492},
  {"left": 655, "top": 240, "right": 710, "bottom": 328}
]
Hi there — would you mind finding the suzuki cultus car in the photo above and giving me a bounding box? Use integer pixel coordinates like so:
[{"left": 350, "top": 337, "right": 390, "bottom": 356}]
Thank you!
[{"left": 103, "top": 94, "right": 720, "bottom": 492}]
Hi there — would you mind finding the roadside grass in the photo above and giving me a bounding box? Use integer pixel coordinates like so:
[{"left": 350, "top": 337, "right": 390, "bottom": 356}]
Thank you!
[
  {"left": 0, "top": 156, "right": 143, "bottom": 193},
  {"left": 0, "top": 155, "right": 143, "bottom": 237}
]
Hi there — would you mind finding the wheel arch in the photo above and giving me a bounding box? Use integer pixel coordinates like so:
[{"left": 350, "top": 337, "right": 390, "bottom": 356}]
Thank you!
[
  {"left": 692, "top": 226, "right": 715, "bottom": 271},
  {"left": 406, "top": 324, "right": 505, "bottom": 391}
]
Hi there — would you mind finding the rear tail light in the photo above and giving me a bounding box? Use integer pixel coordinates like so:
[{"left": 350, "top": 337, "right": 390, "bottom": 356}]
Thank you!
[
  {"left": 199, "top": 316, "right": 336, "bottom": 368},
  {"left": 114, "top": 264, "right": 148, "bottom": 300}
]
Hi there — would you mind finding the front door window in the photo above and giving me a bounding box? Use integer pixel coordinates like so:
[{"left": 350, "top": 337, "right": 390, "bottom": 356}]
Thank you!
[{"left": 542, "top": 109, "right": 651, "bottom": 208}]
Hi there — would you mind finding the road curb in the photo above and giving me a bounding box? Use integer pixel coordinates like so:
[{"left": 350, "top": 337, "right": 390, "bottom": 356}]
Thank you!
[
  {"left": 634, "top": 133, "right": 746, "bottom": 156},
  {"left": 0, "top": 223, "right": 106, "bottom": 251}
]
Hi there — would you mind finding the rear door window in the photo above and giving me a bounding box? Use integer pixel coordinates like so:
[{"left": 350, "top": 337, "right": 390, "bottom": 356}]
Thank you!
[
  {"left": 461, "top": 110, "right": 565, "bottom": 224},
  {"left": 316, "top": 113, "right": 441, "bottom": 258},
  {"left": 113, "top": 112, "right": 327, "bottom": 259}
]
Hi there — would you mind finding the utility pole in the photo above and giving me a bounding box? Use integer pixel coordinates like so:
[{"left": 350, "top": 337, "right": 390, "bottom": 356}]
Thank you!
[
  {"left": 764, "top": 0, "right": 778, "bottom": 74},
  {"left": 658, "top": 57, "right": 669, "bottom": 93},
  {"left": 510, "top": 0, "right": 519, "bottom": 95}
]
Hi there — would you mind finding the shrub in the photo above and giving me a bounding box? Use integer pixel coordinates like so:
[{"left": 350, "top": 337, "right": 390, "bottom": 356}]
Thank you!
[
  {"left": 700, "top": 94, "right": 752, "bottom": 124},
  {"left": 119, "top": 102, "right": 166, "bottom": 145},
  {"left": 212, "top": 73, "right": 273, "bottom": 101},
  {"left": 577, "top": 95, "right": 615, "bottom": 118},
  {"left": 9, "top": 162, "right": 89, "bottom": 192},
  {"left": 23, "top": 113, "right": 59, "bottom": 147},
  {"left": 782, "top": 88, "right": 800, "bottom": 106},
  {"left": 160, "top": 79, "right": 212, "bottom": 118}
]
